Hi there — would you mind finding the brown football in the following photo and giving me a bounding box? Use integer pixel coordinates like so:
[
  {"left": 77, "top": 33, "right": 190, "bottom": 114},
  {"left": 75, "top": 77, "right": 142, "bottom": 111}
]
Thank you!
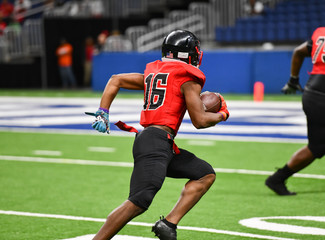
[{"left": 200, "top": 91, "right": 222, "bottom": 112}]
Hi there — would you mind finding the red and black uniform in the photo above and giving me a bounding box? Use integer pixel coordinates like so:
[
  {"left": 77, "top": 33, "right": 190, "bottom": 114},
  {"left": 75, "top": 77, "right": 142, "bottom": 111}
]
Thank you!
[
  {"left": 140, "top": 59, "right": 205, "bottom": 134},
  {"left": 128, "top": 59, "right": 215, "bottom": 210},
  {"left": 303, "top": 27, "right": 325, "bottom": 158}
]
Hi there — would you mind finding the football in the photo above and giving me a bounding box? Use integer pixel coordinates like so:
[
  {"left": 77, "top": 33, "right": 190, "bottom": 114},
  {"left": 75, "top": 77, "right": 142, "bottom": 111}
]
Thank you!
[{"left": 200, "top": 91, "right": 222, "bottom": 112}]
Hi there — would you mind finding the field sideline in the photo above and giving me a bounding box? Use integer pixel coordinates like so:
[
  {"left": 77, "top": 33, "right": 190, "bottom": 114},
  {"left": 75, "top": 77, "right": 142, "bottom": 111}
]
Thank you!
[{"left": 1, "top": 91, "right": 324, "bottom": 240}]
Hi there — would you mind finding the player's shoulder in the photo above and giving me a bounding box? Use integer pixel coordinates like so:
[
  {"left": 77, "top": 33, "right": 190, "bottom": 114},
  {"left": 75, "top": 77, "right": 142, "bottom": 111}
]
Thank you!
[
  {"left": 181, "top": 63, "right": 205, "bottom": 80},
  {"left": 146, "top": 59, "right": 205, "bottom": 83},
  {"left": 163, "top": 59, "right": 205, "bottom": 79},
  {"left": 145, "top": 59, "right": 162, "bottom": 70},
  {"left": 312, "top": 27, "right": 325, "bottom": 37}
]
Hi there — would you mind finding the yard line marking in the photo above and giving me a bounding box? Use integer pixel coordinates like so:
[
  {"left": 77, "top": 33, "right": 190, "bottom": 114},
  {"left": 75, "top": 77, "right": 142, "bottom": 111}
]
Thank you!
[
  {"left": 1, "top": 155, "right": 325, "bottom": 180},
  {"left": 240, "top": 216, "right": 325, "bottom": 235},
  {"left": 33, "top": 150, "right": 62, "bottom": 156},
  {"left": 0, "top": 155, "right": 133, "bottom": 167},
  {"left": 213, "top": 168, "right": 325, "bottom": 179},
  {"left": 0, "top": 210, "right": 297, "bottom": 240},
  {"left": 0, "top": 127, "right": 308, "bottom": 144},
  {"left": 63, "top": 235, "right": 157, "bottom": 240},
  {"left": 87, "top": 147, "right": 116, "bottom": 153}
]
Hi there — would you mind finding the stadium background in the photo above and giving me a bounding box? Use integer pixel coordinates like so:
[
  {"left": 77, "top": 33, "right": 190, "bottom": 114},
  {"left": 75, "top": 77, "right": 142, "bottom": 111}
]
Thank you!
[
  {"left": 1, "top": 1, "right": 325, "bottom": 240},
  {"left": 0, "top": 0, "right": 323, "bottom": 92}
]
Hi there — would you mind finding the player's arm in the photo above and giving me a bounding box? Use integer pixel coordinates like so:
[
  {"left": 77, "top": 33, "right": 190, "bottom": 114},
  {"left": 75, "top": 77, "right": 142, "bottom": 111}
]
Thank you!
[
  {"left": 100, "top": 73, "right": 144, "bottom": 109},
  {"left": 291, "top": 41, "right": 311, "bottom": 77},
  {"left": 282, "top": 41, "right": 311, "bottom": 94},
  {"left": 87, "top": 73, "right": 144, "bottom": 133},
  {"left": 181, "top": 81, "right": 227, "bottom": 129}
]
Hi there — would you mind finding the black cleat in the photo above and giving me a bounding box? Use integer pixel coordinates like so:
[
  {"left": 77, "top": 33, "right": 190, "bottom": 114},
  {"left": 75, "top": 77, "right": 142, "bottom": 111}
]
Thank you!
[
  {"left": 152, "top": 217, "right": 177, "bottom": 240},
  {"left": 265, "top": 175, "right": 296, "bottom": 196}
]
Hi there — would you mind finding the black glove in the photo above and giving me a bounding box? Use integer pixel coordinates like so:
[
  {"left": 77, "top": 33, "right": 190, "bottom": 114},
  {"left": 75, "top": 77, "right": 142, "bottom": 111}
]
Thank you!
[{"left": 281, "top": 76, "right": 304, "bottom": 94}]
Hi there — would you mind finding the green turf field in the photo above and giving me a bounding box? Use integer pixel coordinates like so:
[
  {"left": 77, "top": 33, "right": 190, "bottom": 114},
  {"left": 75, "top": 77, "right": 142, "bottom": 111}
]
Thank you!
[{"left": 1, "top": 130, "right": 324, "bottom": 240}]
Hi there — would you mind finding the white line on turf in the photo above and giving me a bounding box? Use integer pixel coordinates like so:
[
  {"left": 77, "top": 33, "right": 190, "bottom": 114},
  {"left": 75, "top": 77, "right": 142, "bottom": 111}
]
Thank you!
[
  {"left": 87, "top": 146, "right": 116, "bottom": 153},
  {"left": 0, "top": 155, "right": 133, "bottom": 167},
  {"left": 240, "top": 216, "right": 325, "bottom": 235},
  {"left": 1, "top": 155, "right": 325, "bottom": 179},
  {"left": 63, "top": 234, "right": 156, "bottom": 240},
  {"left": 0, "top": 210, "right": 297, "bottom": 240},
  {"left": 32, "top": 150, "right": 62, "bottom": 156},
  {"left": 0, "top": 127, "right": 308, "bottom": 144}
]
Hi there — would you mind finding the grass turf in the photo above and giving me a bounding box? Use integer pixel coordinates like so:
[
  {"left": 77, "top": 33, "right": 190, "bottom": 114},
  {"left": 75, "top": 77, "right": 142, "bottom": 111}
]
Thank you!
[{"left": 0, "top": 131, "right": 324, "bottom": 240}]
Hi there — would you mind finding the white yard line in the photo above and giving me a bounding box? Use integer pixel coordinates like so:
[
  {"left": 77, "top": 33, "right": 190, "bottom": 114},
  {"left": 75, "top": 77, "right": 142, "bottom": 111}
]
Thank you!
[
  {"left": 0, "top": 155, "right": 324, "bottom": 179},
  {"left": 240, "top": 216, "right": 325, "bottom": 235},
  {"left": 0, "top": 127, "right": 308, "bottom": 144},
  {"left": 63, "top": 235, "right": 156, "bottom": 240},
  {"left": 33, "top": 150, "right": 62, "bottom": 156},
  {"left": 0, "top": 155, "right": 133, "bottom": 167},
  {"left": 0, "top": 210, "right": 297, "bottom": 240},
  {"left": 87, "top": 146, "right": 116, "bottom": 153}
]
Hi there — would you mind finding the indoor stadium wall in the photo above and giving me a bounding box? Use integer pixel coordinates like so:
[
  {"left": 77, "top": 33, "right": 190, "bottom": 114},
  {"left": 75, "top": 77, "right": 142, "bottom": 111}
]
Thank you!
[{"left": 92, "top": 51, "right": 312, "bottom": 94}]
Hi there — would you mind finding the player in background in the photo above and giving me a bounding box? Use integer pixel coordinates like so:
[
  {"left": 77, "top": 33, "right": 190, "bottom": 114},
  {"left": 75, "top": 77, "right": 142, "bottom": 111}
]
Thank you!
[
  {"left": 265, "top": 27, "right": 325, "bottom": 196},
  {"left": 88, "top": 30, "right": 229, "bottom": 240}
]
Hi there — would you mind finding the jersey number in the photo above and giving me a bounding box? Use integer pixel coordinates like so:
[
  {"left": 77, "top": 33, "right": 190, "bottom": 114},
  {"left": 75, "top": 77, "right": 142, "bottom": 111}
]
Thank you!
[
  {"left": 312, "top": 36, "right": 325, "bottom": 64},
  {"left": 143, "top": 73, "right": 168, "bottom": 110}
]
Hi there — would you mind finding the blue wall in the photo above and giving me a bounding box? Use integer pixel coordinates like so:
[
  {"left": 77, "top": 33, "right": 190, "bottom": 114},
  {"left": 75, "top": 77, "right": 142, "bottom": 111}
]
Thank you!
[{"left": 92, "top": 50, "right": 312, "bottom": 94}]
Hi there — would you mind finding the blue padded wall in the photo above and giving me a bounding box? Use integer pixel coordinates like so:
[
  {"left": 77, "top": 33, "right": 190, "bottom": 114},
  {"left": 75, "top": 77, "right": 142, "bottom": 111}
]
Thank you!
[
  {"left": 199, "top": 51, "right": 254, "bottom": 93},
  {"left": 92, "top": 51, "right": 313, "bottom": 94},
  {"left": 92, "top": 52, "right": 160, "bottom": 91}
]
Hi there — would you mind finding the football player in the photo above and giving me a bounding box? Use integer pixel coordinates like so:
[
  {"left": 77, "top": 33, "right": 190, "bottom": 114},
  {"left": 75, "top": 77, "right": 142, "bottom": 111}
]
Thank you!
[
  {"left": 89, "top": 30, "right": 229, "bottom": 240},
  {"left": 265, "top": 27, "right": 325, "bottom": 196}
]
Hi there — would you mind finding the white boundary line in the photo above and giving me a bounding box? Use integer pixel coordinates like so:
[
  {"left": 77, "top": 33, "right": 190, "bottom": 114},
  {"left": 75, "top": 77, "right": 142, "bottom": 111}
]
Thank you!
[
  {"left": 240, "top": 216, "right": 325, "bottom": 235},
  {"left": 63, "top": 235, "right": 156, "bottom": 240},
  {"left": 0, "top": 155, "right": 325, "bottom": 179},
  {"left": 0, "top": 210, "right": 297, "bottom": 240},
  {"left": 0, "top": 127, "right": 308, "bottom": 144},
  {"left": 0, "top": 155, "right": 133, "bottom": 167}
]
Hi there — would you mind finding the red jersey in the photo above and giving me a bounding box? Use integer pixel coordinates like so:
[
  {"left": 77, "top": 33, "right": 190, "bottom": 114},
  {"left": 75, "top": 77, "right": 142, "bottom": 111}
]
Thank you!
[
  {"left": 310, "top": 27, "right": 325, "bottom": 75},
  {"left": 140, "top": 59, "right": 206, "bottom": 134}
]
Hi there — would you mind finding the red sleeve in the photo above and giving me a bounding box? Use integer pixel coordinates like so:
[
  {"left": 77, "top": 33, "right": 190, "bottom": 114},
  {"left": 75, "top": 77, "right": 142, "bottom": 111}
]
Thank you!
[{"left": 178, "top": 64, "right": 206, "bottom": 88}]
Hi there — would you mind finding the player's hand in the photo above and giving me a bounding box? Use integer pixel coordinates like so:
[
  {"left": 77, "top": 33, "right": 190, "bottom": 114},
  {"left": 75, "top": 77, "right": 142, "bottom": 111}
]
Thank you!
[
  {"left": 85, "top": 108, "right": 110, "bottom": 133},
  {"left": 281, "top": 76, "right": 304, "bottom": 94},
  {"left": 217, "top": 94, "right": 229, "bottom": 121}
]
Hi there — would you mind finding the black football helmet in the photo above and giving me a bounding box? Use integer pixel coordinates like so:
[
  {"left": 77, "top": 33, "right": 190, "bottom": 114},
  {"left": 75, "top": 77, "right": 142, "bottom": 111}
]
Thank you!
[{"left": 162, "top": 30, "right": 203, "bottom": 67}]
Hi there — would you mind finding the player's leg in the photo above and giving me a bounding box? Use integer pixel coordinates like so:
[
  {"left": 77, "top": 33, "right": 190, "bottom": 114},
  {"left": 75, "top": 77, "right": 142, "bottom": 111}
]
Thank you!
[
  {"left": 152, "top": 149, "right": 215, "bottom": 239},
  {"left": 164, "top": 173, "right": 215, "bottom": 224},
  {"left": 266, "top": 90, "right": 324, "bottom": 195},
  {"left": 66, "top": 66, "right": 77, "bottom": 87},
  {"left": 59, "top": 67, "right": 68, "bottom": 88},
  {"left": 92, "top": 200, "right": 145, "bottom": 240},
  {"left": 129, "top": 127, "right": 175, "bottom": 209},
  {"left": 93, "top": 127, "right": 174, "bottom": 240},
  {"left": 265, "top": 146, "right": 315, "bottom": 196},
  {"left": 287, "top": 146, "right": 315, "bottom": 171}
]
